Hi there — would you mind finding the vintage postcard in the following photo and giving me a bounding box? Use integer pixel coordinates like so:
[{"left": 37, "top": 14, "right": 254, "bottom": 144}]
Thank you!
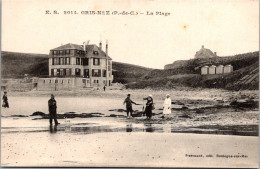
[{"left": 1, "top": 0, "right": 259, "bottom": 168}]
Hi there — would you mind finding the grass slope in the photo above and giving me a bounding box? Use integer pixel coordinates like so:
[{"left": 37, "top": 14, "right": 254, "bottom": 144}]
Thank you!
[
  {"left": 1, "top": 51, "right": 152, "bottom": 83},
  {"left": 128, "top": 52, "right": 259, "bottom": 90}
]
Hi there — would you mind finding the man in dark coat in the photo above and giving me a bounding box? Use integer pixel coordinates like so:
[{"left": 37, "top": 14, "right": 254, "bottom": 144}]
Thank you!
[
  {"left": 123, "top": 94, "right": 137, "bottom": 118},
  {"left": 48, "top": 94, "right": 59, "bottom": 125},
  {"left": 2, "top": 91, "right": 9, "bottom": 108}
]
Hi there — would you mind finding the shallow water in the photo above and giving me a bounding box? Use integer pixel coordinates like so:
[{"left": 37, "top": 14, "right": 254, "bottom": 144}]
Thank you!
[
  {"left": 2, "top": 118, "right": 258, "bottom": 136},
  {"left": 1, "top": 96, "right": 150, "bottom": 116}
]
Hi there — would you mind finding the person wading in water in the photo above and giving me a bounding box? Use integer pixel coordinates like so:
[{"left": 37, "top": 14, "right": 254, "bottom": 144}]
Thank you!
[
  {"left": 123, "top": 94, "right": 137, "bottom": 118},
  {"left": 48, "top": 94, "right": 60, "bottom": 125}
]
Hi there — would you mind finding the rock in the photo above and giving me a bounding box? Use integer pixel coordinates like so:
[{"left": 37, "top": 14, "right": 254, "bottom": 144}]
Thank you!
[
  {"left": 10, "top": 115, "right": 28, "bottom": 117},
  {"left": 195, "top": 109, "right": 205, "bottom": 114},
  {"left": 31, "top": 111, "right": 46, "bottom": 116},
  {"left": 230, "top": 99, "right": 258, "bottom": 109},
  {"left": 64, "top": 112, "right": 76, "bottom": 114},
  {"left": 108, "top": 109, "right": 126, "bottom": 112}
]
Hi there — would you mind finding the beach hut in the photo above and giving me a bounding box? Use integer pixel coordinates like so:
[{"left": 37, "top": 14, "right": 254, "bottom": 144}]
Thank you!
[
  {"left": 224, "top": 65, "right": 233, "bottom": 74},
  {"left": 209, "top": 65, "right": 216, "bottom": 75},
  {"left": 201, "top": 66, "right": 209, "bottom": 75},
  {"left": 216, "top": 65, "right": 224, "bottom": 74}
]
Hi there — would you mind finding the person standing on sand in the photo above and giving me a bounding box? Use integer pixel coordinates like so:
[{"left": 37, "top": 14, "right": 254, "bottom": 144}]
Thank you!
[
  {"left": 123, "top": 94, "right": 137, "bottom": 118},
  {"left": 144, "top": 95, "right": 154, "bottom": 119},
  {"left": 103, "top": 86, "right": 106, "bottom": 91},
  {"left": 48, "top": 94, "right": 60, "bottom": 125},
  {"left": 162, "top": 94, "right": 171, "bottom": 118},
  {"left": 2, "top": 91, "right": 9, "bottom": 108}
]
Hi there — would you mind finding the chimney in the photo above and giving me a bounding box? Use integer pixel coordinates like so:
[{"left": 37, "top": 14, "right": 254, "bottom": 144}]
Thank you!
[
  {"left": 83, "top": 42, "right": 86, "bottom": 51},
  {"left": 106, "top": 40, "right": 108, "bottom": 55},
  {"left": 202, "top": 45, "right": 204, "bottom": 49},
  {"left": 99, "top": 41, "right": 102, "bottom": 50}
]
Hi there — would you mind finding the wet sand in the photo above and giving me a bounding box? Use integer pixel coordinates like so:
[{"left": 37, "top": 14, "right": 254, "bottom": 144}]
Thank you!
[{"left": 1, "top": 117, "right": 259, "bottom": 168}]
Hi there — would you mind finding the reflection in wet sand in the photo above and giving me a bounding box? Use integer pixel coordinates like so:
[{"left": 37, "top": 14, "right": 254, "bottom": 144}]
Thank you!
[
  {"left": 2, "top": 120, "right": 258, "bottom": 136},
  {"left": 49, "top": 125, "right": 57, "bottom": 133},
  {"left": 126, "top": 124, "right": 132, "bottom": 132}
]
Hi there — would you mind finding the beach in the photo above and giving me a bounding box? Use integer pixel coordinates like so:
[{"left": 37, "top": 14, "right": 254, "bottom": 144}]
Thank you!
[{"left": 1, "top": 88, "right": 259, "bottom": 167}]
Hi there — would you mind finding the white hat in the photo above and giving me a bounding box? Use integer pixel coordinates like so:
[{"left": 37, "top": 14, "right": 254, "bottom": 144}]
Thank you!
[
  {"left": 166, "top": 94, "right": 170, "bottom": 97},
  {"left": 148, "top": 94, "right": 153, "bottom": 98}
]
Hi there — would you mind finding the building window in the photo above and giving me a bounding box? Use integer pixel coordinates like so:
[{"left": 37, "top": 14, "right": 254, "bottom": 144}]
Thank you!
[
  {"left": 84, "top": 69, "right": 89, "bottom": 77},
  {"left": 81, "top": 58, "right": 88, "bottom": 66},
  {"left": 49, "top": 80, "right": 52, "bottom": 83},
  {"left": 93, "top": 80, "right": 99, "bottom": 84},
  {"left": 60, "top": 58, "right": 64, "bottom": 65},
  {"left": 76, "top": 58, "right": 80, "bottom": 65},
  {"left": 68, "top": 80, "right": 70, "bottom": 84},
  {"left": 92, "top": 69, "right": 101, "bottom": 77},
  {"left": 103, "top": 70, "right": 107, "bottom": 77},
  {"left": 82, "top": 79, "right": 86, "bottom": 83},
  {"left": 55, "top": 80, "right": 58, "bottom": 83},
  {"left": 75, "top": 68, "right": 81, "bottom": 77},
  {"left": 54, "top": 51, "right": 57, "bottom": 55},
  {"left": 57, "top": 69, "right": 60, "bottom": 76},
  {"left": 43, "top": 80, "right": 45, "bottom": 84},
  {"left": 93, "top": 58, "right": 100, "bottom": 65},
  {"left": 65, "top": 50, "right": 70, "bottom": 54},
  {"left": 60, "top": 50, "right": 64, "bottom": 55},
  {"left": 61, "top": 80, "right": 63, "bottom": 84},
  {"left": 53, "top": 58, "right": 59, "bottom": 65},
  {"left": 60, "top": 69, "right": 64, "bottom": 76},
  {"left": 93, "top": 51, "right": 98, "bottom": 55},
  {"left": 76, "top": 50, "right": 80, "bottom": 54},
  {"left": 65, "top": 57, "right": 70, "bottom": 65},
  {"left": 66, "top": 69, "right": 71, "bottom": 76}
]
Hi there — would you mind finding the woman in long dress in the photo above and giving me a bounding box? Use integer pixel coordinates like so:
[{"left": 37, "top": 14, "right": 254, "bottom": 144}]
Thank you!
[
  {"left": 143, "top": 95, "right": 153, "bottom": 119},
  {"left": 162, "top": 94, "right": 171, "bottom": 118}
]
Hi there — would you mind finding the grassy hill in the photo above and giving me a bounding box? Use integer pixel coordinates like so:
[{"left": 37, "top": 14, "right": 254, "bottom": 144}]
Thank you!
[
  {"left": 112, "top": 61, "right": 152, "bottom": 83},
  {"left": 1, "top": 51, "right": 49, "bottom": 78},
  {"left": 1, "top": 51, "right": 152, "bottom": 83},
  {"left": 1, "top": 51, "right": 258, "bottom": 91},
  {"left": 128, "top": 51, "right": 259, "bottom": 90}
]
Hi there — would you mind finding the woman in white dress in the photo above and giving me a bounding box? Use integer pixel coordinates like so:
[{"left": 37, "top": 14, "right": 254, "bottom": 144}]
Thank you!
[{"left": 162, "top": 94, "right": 171, "bottom": 118}]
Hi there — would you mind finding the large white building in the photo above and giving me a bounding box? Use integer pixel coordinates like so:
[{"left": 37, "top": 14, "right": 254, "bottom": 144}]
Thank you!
[{"left": 37, "top": 41, "right": 113, "bottom": 90}]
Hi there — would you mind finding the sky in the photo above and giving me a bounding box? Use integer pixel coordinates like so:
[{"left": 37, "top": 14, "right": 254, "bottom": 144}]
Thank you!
[{"left": 2, "top": 0, "right": 259, "bottom": 69}]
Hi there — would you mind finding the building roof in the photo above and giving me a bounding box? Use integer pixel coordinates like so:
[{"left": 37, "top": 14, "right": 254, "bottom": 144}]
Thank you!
[
  {"left": 85, "top": 44, "right": 112, "bottom": 60},
  {"left": 195, "top": 46, "right": 217, "bottom": 59},
  {"left": 51, "top": 43, "right": 84, "bottom": 51},
  {"left": 50, "top": 43, "right": 112, "bottom": 60}
]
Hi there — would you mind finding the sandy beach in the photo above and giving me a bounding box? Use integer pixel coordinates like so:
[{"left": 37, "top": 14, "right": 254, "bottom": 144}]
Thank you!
[
  {"left": 1, "top": 88, "right": 259, "bottom": 167},
  {"left": 1, "top": 117, "right": 258, "bottom": 168}
]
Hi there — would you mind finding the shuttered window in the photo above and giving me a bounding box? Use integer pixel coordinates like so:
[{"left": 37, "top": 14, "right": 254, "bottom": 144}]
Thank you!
[
  {"left": 92, "top": 69, "right": 101, "bottom": 77},
  {"left": 93, "top": 58, "right": 100, "bottom": 65}
]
